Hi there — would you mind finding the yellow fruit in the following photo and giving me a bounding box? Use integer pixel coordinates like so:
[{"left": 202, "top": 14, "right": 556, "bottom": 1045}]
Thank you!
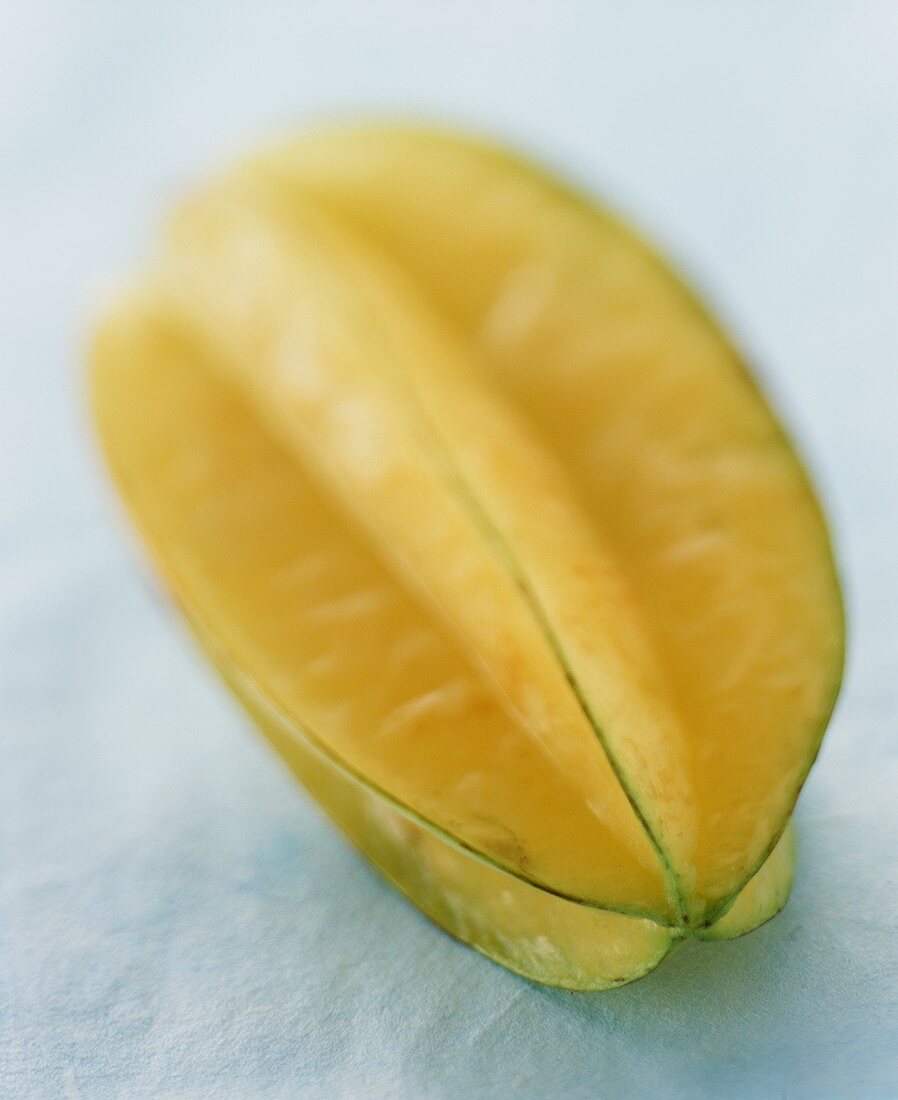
[{"left": 90, "top": 124, "right": 842, "bottom": 988}]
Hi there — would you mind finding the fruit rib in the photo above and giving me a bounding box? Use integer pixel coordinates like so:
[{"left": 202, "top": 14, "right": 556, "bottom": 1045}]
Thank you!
[
  {"left": 91, "top": 293, "right": 675, "bottom": 919},
  {"left": 228, "top": 661, "right": 678, "bottom": 991},
  {"left": 699, "top": 823, "right": 795, "bottom": 941},
  {"left": 156, "top": 185, "right": 696, "bottom": 913},
  {"left": 246, "top": 125, "right": 844, "bottom": 921}
]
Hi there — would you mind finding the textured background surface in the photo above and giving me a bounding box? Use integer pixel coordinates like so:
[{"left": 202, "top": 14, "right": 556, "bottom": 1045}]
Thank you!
[{"left": 2, "top": 3, "right": 897, "bottom": 1097}]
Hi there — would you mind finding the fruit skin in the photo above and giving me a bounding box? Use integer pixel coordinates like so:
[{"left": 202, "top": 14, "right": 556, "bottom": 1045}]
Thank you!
[{"left": 90, "top": 122, "right": 842, "bottom": 988}]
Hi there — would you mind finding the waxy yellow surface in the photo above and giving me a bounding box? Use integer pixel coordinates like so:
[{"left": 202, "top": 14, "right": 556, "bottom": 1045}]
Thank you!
[{"left": 91, "top": 124, "right": 842, "bottom": 987}]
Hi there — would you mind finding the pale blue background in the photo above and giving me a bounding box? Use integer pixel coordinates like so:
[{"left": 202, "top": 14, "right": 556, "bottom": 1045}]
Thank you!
[{"left": 2, "top": 3, "right": 897, "bottom": 1097}]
